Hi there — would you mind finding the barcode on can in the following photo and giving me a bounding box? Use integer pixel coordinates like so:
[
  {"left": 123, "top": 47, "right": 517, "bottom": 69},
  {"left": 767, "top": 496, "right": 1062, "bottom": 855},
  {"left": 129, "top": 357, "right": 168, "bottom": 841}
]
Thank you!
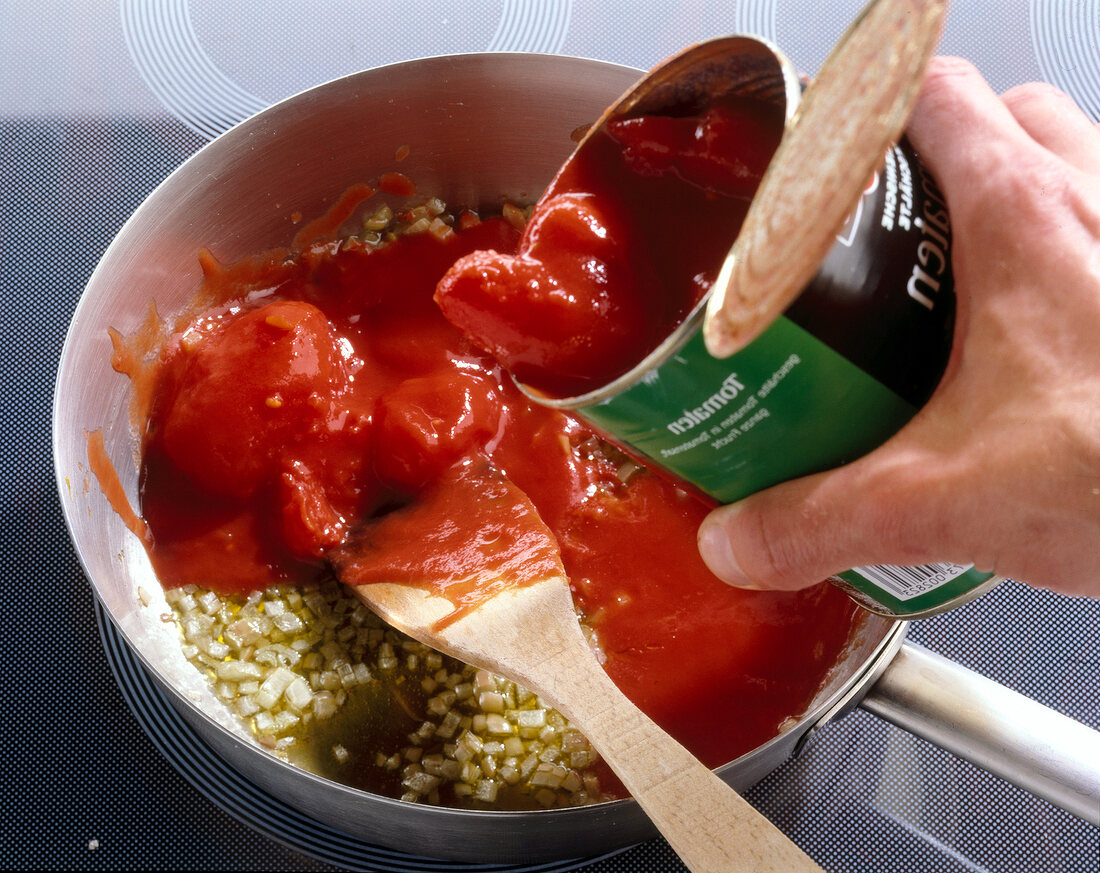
[{"left": 850, "top": 562, "right": 975, "bottom": 602}]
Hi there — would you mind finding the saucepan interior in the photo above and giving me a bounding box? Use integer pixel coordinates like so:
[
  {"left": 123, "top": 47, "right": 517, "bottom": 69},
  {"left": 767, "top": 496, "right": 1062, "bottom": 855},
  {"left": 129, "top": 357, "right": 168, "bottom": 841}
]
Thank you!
[{"left": 53, "top": 50, "right": 899, "bottom": 863}]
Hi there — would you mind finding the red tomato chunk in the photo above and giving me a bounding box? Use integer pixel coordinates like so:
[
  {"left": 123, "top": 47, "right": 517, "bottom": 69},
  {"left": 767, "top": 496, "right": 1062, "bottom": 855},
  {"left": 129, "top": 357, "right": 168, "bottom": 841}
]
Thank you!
[{"left": 435, "top": 95, "right": 783, "bottom": 397}]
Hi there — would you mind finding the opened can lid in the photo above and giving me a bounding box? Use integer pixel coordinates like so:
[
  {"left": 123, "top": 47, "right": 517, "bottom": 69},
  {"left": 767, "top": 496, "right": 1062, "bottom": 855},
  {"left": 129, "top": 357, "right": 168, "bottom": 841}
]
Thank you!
[{"left": 704, "top": 0, "right": 949, "bottom": 358}]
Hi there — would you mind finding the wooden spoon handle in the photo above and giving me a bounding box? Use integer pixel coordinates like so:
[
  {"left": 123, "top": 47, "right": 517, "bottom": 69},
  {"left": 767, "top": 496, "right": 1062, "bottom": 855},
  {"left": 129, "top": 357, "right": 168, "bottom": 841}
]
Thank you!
[
  {"left": 550, "top": 661, "right": 823, "bottom": 873},
  {"left": 350, "top": 569, "right": 820, "bottom": 871},
  {"left": 459, "top": 578, "right": 822, "bottom": 872}
]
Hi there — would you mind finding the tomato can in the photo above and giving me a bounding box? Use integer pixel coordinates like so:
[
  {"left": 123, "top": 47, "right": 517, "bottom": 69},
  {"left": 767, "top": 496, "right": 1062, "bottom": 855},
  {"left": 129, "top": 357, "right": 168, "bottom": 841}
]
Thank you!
[{"left": 521, "top": 38, "right": 999, "bottom": 619}]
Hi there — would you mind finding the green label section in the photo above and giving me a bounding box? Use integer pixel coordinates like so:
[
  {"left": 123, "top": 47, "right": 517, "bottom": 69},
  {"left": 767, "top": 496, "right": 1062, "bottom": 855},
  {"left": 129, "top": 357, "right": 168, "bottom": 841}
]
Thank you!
[
  {"left": 836, "top": 564, "right": 997, "bottom": 616},
  {"left": 581, "top": 316, "right": 916, "bottom": 504}
]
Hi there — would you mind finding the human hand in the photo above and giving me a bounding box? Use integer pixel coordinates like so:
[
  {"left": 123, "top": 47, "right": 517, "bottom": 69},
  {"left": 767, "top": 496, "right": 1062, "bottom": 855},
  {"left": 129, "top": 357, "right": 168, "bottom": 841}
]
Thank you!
[{"left": 698, "top": 56, "right": 1100, "bottom": 598}]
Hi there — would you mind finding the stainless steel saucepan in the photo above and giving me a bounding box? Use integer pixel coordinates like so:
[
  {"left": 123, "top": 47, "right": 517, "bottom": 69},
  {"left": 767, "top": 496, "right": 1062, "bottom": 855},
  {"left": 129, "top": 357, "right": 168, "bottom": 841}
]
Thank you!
[{"left": 53, "top": 48, "right": 1100, "bottom": 864}]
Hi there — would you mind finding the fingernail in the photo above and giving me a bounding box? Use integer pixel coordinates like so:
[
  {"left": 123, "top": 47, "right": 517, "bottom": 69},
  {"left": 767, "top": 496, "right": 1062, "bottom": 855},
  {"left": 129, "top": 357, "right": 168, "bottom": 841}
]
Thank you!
[{"left": 698, "top": 513, "right": 758, "bottom": 588}]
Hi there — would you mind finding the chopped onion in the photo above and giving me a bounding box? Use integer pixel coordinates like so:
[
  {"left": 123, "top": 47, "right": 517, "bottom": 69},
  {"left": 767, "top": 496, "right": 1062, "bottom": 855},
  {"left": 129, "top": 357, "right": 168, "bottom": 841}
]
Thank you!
[{"left": 161, "top": 198, "right": 607, "bottom": 810}]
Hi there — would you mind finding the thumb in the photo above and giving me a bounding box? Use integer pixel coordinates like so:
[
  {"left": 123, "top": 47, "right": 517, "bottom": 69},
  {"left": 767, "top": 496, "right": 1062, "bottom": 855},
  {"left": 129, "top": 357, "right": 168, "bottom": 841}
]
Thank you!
[{"left": 696, "top": 448, "right": 932, "bottom": 591}]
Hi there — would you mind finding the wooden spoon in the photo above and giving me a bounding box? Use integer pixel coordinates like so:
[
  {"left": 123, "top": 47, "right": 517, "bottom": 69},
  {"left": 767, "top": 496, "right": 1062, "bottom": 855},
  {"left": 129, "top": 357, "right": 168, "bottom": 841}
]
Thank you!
[{"left": 331, "top": 461, "right": 822, "bottom": 873}]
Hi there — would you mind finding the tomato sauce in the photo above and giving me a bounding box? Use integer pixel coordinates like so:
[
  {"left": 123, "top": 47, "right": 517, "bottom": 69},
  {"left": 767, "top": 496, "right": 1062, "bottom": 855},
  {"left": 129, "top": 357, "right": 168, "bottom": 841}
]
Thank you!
[
  {"left": 331, "top": 460, "right": 568, "bottom": 629},
  {"left": 434, "top": 95, "right": 783, "bottom": 397},
  {"left": 135, "top": 194, "right": 861, "bottom": 772}
]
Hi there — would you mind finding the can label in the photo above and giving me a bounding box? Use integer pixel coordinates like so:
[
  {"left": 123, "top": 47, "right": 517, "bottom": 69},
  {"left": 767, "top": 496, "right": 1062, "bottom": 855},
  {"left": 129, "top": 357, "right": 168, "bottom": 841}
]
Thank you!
[
  {"left": 582, "top": 315, "right": 914, "bottom": 503},
  {"left": 568, "top": 141, "right": 997, "bottom": 618},
  {"left": 834, "top": 563, "right": 995, "bottom": 616}
]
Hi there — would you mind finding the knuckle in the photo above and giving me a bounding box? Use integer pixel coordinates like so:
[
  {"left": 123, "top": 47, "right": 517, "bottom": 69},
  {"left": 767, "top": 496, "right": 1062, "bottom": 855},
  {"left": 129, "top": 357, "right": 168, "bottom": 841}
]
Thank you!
[
  {"left": 919, "top": 56, "right": 983, "bottom": 104},
  {"left": 850, "top": 451, "right": 948, "bottom": 564},
  {"left": 1001, "top": 80, "right": 1077, "bottom": 117},
  {"left": 746, "top": 509, "right": 794, "bottom": 587},
  {"left": 734, "top": 497, "right": 831, "bottom": 589}
]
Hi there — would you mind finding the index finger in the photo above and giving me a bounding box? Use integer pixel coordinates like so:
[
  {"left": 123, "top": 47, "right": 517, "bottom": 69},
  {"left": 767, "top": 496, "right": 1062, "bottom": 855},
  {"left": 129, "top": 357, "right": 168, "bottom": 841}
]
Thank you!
[{"left": 904, "top": 56, "right": 1034, "bottom": 193}]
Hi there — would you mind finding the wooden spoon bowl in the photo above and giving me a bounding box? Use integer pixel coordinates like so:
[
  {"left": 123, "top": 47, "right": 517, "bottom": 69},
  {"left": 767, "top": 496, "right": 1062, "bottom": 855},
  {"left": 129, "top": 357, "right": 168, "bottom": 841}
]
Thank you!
[{"left": 332, "top": 462, "right": 822, "bottom": 873}]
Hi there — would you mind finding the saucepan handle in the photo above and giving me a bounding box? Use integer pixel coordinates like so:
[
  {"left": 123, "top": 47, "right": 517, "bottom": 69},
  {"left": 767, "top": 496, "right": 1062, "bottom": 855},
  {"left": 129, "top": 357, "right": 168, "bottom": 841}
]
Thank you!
[{"left": 858, "top": 642, "right": 1100, "bottom": 824}]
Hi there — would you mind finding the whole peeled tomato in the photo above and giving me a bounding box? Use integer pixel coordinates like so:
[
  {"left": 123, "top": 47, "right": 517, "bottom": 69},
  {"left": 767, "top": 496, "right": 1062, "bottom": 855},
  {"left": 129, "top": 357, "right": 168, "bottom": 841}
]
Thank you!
[
  {"left": 435, "top": 193, "right": 662, "bottom": 398},
  {"left": 156, "top": 299, "right": 354, "bottom": 499}
]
